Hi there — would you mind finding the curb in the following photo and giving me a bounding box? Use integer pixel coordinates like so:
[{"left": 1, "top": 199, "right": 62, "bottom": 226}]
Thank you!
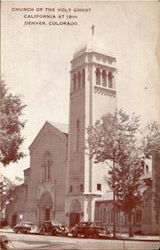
[
  {"left": 115, "top": 237, "right": 160, "bottom": 242},
  {"left": 0, "top": 230, "right": 159, "bottom": 242}
]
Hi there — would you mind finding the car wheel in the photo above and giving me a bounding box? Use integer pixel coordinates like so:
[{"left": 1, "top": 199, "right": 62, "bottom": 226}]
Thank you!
[
  {"left": 84, "top": 234, "right": 88, "bottom": 238},
  {"left": 52, "top": 230, "right": 56, "bottom": 236},
  {"left": 73, "top": 233, "right": 77, "bottom": 237},
  {"left": 94, "top": 234, "right": 98, "bottom": 239},
  {"left": 39, "top": 229, "right": 44, "bottom": 235}
]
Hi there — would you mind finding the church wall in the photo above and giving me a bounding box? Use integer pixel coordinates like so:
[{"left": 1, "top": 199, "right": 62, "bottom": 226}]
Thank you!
[
  {"left": 92, "top": 163, "right": 111, "bottom": 195},
  {"left": 6, "top": 184, "right": 29, "bottom": 226},
  {"left": 28, "top": 126, "right": 67, "bottom": 211},
  {"left": 90, "top": 61, "right": 117, "bottom": 195},
  {"left": 68, "top": 87, "right": 85, "bottom": 192},
  {"left": 7, "top": 123, "right": 68, "bottom": 226}
]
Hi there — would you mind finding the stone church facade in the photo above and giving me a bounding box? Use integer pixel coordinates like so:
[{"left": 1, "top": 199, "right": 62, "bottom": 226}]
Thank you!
[
  {"left": 6, "top": 39, "right": 159, "bottom": 235},
  {"left": 7, "top": 121, "right": 68, "bottom": 226}
]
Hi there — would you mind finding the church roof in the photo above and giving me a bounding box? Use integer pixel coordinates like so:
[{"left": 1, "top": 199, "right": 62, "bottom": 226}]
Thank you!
[
  {"left": 29, "top": 121, "right": 68, "bottom": 150},
  {"left": 47, "top": 121, "right": 68, "bottom": 134},
  {"left": 73, "top": 36, "right": 116, "bottom": 61}
]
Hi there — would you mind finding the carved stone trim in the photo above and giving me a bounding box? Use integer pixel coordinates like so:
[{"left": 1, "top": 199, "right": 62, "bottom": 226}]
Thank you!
[{"left": 94, "top": 86, "right": 116, "bottom": 97}]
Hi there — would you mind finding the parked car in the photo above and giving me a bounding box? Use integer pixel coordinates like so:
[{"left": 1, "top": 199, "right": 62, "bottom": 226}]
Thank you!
[
  {"left": 39, "top": 220, "right": 68, "bottom": 236},
  {"left": 0, "top": 219, "right": 8, "bottom": 228},
  {"left": 70, "top": 221, "right": 108, "bottom": 238},
  {"left": 13, "top": 222, "right": 39, "bottom": 234}
]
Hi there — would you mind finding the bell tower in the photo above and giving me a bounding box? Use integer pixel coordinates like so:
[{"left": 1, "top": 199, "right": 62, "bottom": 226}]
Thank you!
[{"left": 65, "top": 28, "right": 117, "bottom": 227}]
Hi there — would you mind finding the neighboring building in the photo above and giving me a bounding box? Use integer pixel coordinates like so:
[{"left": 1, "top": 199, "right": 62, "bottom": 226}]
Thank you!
[
  {"left": 95, "top": 200, "right": 142, "bottom": 234},
  {"left": 94, "top": 155, "right": 160, "bottom": 235},
  {"left": 0, "top": 174, "right": 13, "bottom": 218},
  {"left": 6, "top": 36, "right": 159, "bottom": 235},
  {"left": 141, "top": 152, "right": 160, "bottom": 235}
]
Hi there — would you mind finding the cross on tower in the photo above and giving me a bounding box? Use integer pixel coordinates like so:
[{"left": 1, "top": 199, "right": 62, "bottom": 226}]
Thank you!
[{"left": 91, "top": 25, "right": 95, "bottom": 35}]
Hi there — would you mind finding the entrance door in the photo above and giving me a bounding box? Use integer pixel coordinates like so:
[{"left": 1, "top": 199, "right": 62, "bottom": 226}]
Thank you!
[
  {"left": 69, "top": 213, "right": 80, "bottom": 228},
  {"left": 45, "top": 208, "right": 50, "bottom": 220},
  {"left": 11, "top": 214, "right": 17, "bottom": 227}
]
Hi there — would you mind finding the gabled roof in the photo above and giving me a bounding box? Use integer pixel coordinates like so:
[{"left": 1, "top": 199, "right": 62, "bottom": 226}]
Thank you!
[
  {"left": 47, "top": 121, "right": 68, "bottom": 134},
  {"left": 29, "top": 121, "right": 68, "bottom": 150}
]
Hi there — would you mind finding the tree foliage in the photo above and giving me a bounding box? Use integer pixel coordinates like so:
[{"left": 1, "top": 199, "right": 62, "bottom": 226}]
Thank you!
[
  {"left": 142, "top": 121, "right": 160, "bottom": 157},
  {"left": 87, "top": 110, "right": 144, "bottom": 236},
  {"left": 0, "top": 177, "right": 15, "bottom": 211},
  {"left": 0, "top": 79, "right": 26, "bottom": 166}
]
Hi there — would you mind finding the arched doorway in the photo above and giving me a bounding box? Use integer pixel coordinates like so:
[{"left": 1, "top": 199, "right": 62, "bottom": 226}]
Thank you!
[
  {"left": 69, "top": 199, "right": 81, "bottom": 228},
  {"left": 39, "top": 191, "right": 52, "bottom": 225}
]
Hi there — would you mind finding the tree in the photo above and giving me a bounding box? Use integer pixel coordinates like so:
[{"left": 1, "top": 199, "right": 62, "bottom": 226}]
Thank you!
[
  {"left": 0, "top": 176, "right": 15, "bottom": 212},
  {"left": 142, "top": 121, "right": 160, "bottom": 157},
  {"left": 0, "top": 78, "right": 26, "bottom": 166},
  {"left": 87, "top": 109, "right": 143, "bottom": 237}
]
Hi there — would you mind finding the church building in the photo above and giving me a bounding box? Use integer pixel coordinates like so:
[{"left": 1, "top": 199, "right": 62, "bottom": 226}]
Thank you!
[
  {"left": 6, "top": 34, "right": 117, "bottom": 228},
  {"left": 6, "top": 33, "right": 159, "bottom": 235}
]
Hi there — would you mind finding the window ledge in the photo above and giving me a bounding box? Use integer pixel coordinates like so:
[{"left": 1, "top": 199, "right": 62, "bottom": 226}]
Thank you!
[{"left": 94, "top": 86, "right": 116, "bottom": 97}]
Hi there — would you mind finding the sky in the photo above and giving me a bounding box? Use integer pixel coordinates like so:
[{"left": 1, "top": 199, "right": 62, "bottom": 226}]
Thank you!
[{"left": 1, "top": 1, "right": 160, "bottom": 182}]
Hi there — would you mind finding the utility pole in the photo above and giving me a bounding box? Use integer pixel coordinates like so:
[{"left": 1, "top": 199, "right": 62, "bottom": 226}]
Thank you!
[
  {"left": 113, "top": 159, "right": 116, "bottom": 238},
  {"left": 0, "top": 181, "right": 3, "bottom": 212}
]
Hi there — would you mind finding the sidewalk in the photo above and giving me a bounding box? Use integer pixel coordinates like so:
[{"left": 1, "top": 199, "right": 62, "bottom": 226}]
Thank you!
[
  {"left": 0, "top": 227, "right": 160, "bottom": 242},
  {"left": 0, "top": 226, "right": 13, "bottom": 233},
  {"left": 115, "top": 233, "right": 160, "bottom": 242}
]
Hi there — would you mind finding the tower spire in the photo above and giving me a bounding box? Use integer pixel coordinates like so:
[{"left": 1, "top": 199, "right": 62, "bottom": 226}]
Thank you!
[{"left": 91, "top": 25, "right": 95, "bottom": 35}]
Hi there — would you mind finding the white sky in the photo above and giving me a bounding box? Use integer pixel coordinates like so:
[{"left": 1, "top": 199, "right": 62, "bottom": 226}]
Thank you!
[{"left": 1, "top": 1, "right": 160, "bottom": 181}]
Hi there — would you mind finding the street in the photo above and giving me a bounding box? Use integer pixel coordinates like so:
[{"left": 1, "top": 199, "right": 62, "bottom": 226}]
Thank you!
[{"left": 0, "top": 232, "right": 159, "bottom": 250}]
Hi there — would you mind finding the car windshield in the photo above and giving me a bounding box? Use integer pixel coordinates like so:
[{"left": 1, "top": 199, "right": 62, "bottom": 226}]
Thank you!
[
  {"left": 43, "top": 221, "right": 61, "bottom": 226},
  {"left": 78, "top": 222, "right": 96, "bottom": 227},
  {"left": 18, "top": 222, "right": 34, "bottom": 227}
]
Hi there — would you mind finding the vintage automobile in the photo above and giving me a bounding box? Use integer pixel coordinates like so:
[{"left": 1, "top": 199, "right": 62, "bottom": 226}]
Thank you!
[
  {"left": 70, "top": 221, "right": 108, "bottom": 238},
  {"left": 13, "top": 222, "right": 39, "bottom": 234},
  {"left": 0, "top": 219, "right": 8, "bottom": 228},
  {"left": 39, "top": 220, "right": 68, "bottom": 236}
]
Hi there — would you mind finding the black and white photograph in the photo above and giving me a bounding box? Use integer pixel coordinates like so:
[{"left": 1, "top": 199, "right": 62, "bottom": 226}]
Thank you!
[{"left": 0, "top": 1, "right": 160, "bottom": 249}]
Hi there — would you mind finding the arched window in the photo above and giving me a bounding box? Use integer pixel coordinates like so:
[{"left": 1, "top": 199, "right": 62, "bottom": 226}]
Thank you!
[
  {"left": 70, "top": 185, "right": 73, "bottom": 193},
  {"left": 76, "top": 119, "right": 80, "bottom": 152},
  {"left": 146, "top": 165, "right": 149, "bottom": 174},
  {"left": 108, "top": 71, "right": 113, "bottom": 88},
  {"left": 102, "top": 70, "right": 107, "bottom": 87},
  {"left": 103, "top": 208, "right": 106, "bottom": 222},
  {"left": 42, "top": 151, "right": 52, "bottom": 182},
  {"left": 82, "top": 69, "right": 85, "bottom": 86},
  {"left": 73, "top": 73, "right": 76, "bottom": 92},
  {"left": 96, "top": 68, "right": 101, "bottom": 85},
  {"left": 99, "top": 207, "right": 103, "bottom": 220},
  {"left": 77, "top": 71, "right": 81, "bottom": 90}
]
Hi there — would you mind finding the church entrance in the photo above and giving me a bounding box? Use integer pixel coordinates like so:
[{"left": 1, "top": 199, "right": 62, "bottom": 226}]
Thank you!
[
  {"left": 45, "top": 208, "right": 50, "bottom": 221},
  {"left": 11, "top": 213, "right": 17, "bottom": 227},
  {"left": 69, "top": 199, "right": 81, "bottom": 228},
  {"left": 39, "top": 191, "right": 52, "bottom": 224},
  {"left": 69, "top": 213, "right": 80, "bottom": 228}
]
